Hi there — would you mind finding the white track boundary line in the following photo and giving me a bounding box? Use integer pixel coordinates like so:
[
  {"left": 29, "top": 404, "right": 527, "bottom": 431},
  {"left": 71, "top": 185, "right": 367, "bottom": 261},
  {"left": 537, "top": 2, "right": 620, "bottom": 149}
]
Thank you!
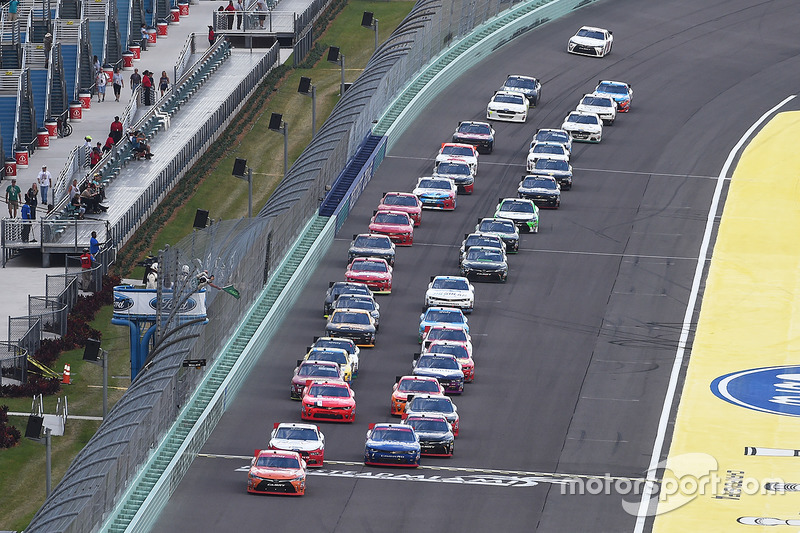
[{"left": 632, "top": 94, "right": 797, "bottom": 531}]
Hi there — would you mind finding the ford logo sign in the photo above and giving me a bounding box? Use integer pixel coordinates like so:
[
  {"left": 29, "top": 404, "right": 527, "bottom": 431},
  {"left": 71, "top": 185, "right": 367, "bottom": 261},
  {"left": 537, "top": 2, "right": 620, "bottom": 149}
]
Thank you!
[
  {"left": 113, "top": 294, "right": 134, "bottom": 312},
  {"left": 711, "top": 366, "right": 800, "bottom": 417},
  {"left": 148, "top": 297, "right": 197, "bottom": 312}
]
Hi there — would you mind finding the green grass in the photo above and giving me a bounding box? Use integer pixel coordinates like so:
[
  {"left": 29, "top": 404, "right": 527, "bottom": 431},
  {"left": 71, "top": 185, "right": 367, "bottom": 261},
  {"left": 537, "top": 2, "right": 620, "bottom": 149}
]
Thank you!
[{"left": 0, "top": 2, "right": 415, "bottom": 530}]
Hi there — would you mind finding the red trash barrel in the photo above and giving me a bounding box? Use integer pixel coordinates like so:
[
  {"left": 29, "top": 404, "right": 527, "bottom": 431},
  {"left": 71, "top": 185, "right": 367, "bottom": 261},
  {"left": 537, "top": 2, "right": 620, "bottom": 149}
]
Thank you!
[
  {"left": 4, "top": 159, "right": 17, "bottom": 177},
  {"left": 45, "top": 119, "right": 58, "bottom": 138},
  {"left": 130, "top": 44, "right": 141, "bottom": 60},
  {"left": 69, "top": 101, "right": 83, "bottom": 122},
  {"left": 37, "top": 129, "right": 50, "bottom": 149},
  {"left": 122, "top": 52, "right": 134, "bottom": 70},
  {"left": 171, "top": 7, "right": 180, "bottom": 23},
  {"left": 178, "top": 2, "right": 189, "bottom": 16},
  {"left": 79, "top": 91, "right": 92, "bottom": 110},
  {"left": 147, "top": 28, "right": 157, "bottom": 45},
  {"left": 103, "top": 65, "right": 114, "bottom": 83},
  {"left": 15, "top": 150, "right": 29, "bottom": 168},
  {"left": 157, "top": 21, "right": 168, "bottom": 37}
]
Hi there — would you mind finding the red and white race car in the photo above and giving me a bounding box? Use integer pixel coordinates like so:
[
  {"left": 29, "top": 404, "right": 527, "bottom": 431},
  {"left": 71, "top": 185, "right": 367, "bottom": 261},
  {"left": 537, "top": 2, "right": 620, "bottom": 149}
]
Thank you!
[
  {"left": 390, "top": 375, "right": 444, "bottom": 416},
  {"left": 377, "top": 192, "right": 422, "bottom": 226},
  {"left": 345, "top": 257, "right": 393, "bottom": 294},
  {"left": 368, "top": 209, "right": 414, "bottom": 245},
  {"left": 268, "top": 422, "right": 325, "bottom": 467},
  {"left": 301, "top": 380, "right": 356, "bottom": 423},
  {"left": 435, "top": 143, "right": 479, "bottom": 175}
]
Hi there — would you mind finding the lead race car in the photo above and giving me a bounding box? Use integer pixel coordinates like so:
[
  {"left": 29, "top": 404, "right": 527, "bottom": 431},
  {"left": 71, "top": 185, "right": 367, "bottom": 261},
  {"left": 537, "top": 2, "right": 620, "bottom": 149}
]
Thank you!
[
  {"left": 247, "top": 449, "right": 307, "bottom": 496},
  {"left": 567, "top": 25, "right": 613, "bottom": 57}
]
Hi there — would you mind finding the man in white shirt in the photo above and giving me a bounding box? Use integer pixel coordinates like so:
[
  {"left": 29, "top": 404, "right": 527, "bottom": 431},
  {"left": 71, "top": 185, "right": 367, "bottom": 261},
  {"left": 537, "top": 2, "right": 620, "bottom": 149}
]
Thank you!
[
  {"left": 37, "top": 166, "right": 52, "bottom": 205},
  {"left": 68, "top": 179, "right": 80, "bottom": 200}
]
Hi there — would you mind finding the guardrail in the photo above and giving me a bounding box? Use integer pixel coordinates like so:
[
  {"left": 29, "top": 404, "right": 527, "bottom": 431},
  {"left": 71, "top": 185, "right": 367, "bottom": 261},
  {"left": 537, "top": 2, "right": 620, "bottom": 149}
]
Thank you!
[{"left": 0, "top": 341, "right": 27, "bottom": 386}]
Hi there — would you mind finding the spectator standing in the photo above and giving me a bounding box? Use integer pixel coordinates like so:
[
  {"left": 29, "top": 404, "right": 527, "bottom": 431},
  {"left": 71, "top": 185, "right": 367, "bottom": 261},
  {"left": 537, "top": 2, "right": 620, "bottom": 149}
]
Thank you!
[
  {"left": 5, "top": 178, "right": 21, "bottom": 217},
  {"left": 159, "top": 71, "right": 170, "bottom": 97},
  {"left": 96, "top": 70, "right": 107, "bottom": 102},
  {"left": 93, "top": 55, "right": 101, "bottom": 78},
  {"left": 37, "top": 166, "right": 52, "bottom": 205},
  {"left": 208, "top": 25, "right": 216, "bottom": 46},
  {"left": 90, "top": 142, "right": 103, "bottom": 167},
  {"left": 82, "top": 136, "right": 92, "bottom": 167},
  {"left": 142, "top": 70, "right": 153, "bottom": 105},
  {"left": 9, "top": 0, "right": 19, "bottom": 21},
  {"left": 145, "top": 262, "right": 159, "bottom": 289},
  {"left": 103, "top": 134, "right": 115, "bottom": 152},
  {"left": 140, "top": 24, "right": 148, "bottom": 51},
  {"left": 68, "top": 179, "right": 80, "bottom": 200},
  {"left": 80, "top": 248, "right": 94, "bottom": 290},
  {"left": 130, "top": 68, "right": 142, "bottom": 94},
  {"left": 25, "top": 183, "right": 38, "bottom": 219},
  {"left": 256, "top": 0, "right": 267, "bottom": 29},
  {"left": 43, "top": 33, "right": 53, "bottom": 68},
  {"left": 112, "top": 67, "right": 124, "bottom": 101},
  {"left": 21, "top": 201, "right": 33, "bottom": 242},
  {"left": 224, "top": 0, "right": 235, "bottom": 30},
  {"left": 110, "top": 115, "right": 124, "bottom": 143},
  {"left": 89, "top": 231, "right": 100, "bottom": 255},
  {"left": 235, "top": 0, "right": 244, "bottom": 29}
]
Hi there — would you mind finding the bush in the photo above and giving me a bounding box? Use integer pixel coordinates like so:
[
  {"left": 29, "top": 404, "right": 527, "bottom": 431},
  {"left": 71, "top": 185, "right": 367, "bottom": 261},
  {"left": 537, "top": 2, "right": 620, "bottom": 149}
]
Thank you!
[{"left": 0, "top": 405, "right": 22, "bottom": 448}]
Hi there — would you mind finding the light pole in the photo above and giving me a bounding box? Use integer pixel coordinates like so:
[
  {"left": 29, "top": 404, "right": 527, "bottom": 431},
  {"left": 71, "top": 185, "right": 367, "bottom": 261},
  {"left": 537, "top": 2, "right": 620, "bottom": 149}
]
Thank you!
[
  {"left": 327, "top": 46, "right": 346, "bottom": 96},
  {"left": 83, "top": 338, "right": 108, "bottom": 418},
  {"left": 361, "top": 12, "right": 378, "bottom": 52},
  {"left": 298, "top": 76, "right": 316, "bottom": 136},
  {"left": 268, "top": 112, "right": 288, "bottom": 178},
  {"left": 232, "top": 158, "right": 253, "bottom": 217}
]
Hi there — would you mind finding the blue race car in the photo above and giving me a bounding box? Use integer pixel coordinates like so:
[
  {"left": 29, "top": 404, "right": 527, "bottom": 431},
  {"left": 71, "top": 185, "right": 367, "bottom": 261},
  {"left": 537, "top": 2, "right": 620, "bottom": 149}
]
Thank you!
[
  {"left": 418, "top": 306, "right": 469, "bottom": 342},
  {"left": 364, "top": 423, "right": 421, "bottom": 467},
  {"left": 593, "top": 80, "right": 633, "bottom": 112}
]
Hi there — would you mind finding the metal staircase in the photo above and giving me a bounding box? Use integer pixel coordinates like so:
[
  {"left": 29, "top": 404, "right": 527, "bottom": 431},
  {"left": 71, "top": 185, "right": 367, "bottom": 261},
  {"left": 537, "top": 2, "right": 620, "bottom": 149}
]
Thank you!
[
  {"left": 46, "top": 42, "right": 67, "bottom": 119},
  {"left": 82, "top": 0, "right": 106, "bottom": 64},
  {"left": 54, "top": 20, "right": 81, "bottom": 101}
]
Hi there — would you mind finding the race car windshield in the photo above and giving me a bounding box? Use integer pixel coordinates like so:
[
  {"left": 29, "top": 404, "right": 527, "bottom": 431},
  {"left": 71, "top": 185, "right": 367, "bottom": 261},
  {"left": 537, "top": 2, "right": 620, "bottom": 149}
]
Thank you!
[
  {"left": 407, "top": 418, "right": 449, "bottom": 432},
  {"left": 383, "top": 195, "right": 418, "bottom": 207},
  {"left": 466, "top": 249, "right": 504, "bottom": 262},
  {"left": 465, "top": 235, "right": 501, "bottom": 249},
  {"left": 501, "top": 202, "right": 534, "bottom": 213},
  {"left": 335, "top": 298, "right": 374, "bottom": 311},
  {"left": 256, "top": 456, "right": 300, "bottom": 469},
  {"left": 431, "top": 278, "right": 469, "bottom": 291},
  {"left": 330, "top": 311, "right": 371, "bottom": 325},
  {"left": 274, "top": 428, "right": 319, "bottom": 440},
  {"left": 424, "top": 310, "right": 463, "bottom": 323},
  {"left": 458, "top": 123, "right": 491, "bottom": 135},
  {"left": 504, "top": 77, "right": 537, "bottom": 89},
  {"left": 523, "top": 177, "right": 557, "bottom": 189},
  {"left": 533, "top": 145, "right": 564, "bottom": 154},
  {"left": 598, "top": 83, "right": 628, "bottom": 95},
  {"left": 428, "top": 344, "right": 468, "bottom": 358},
  {"left": 374, "top": 212, "right": 409, "bottom": 225},
  {"left": 331, "top": 284, "right": 369, "bottom": 298},
  {"left": 352, "top": 261, "right": 388, "bottom": 273},
  {"left": 426, "top": 328, "right": 468, "bottom": 343},
  {"left": 298, "top": 364, "right": 340, "bottom": 377},
  {"left": 436, "top": 162, "right": 471, "bottom": 175},
  {"left": 308, "top": 350, "right": 348, "bottom": 365},
  {"left": 417, "top": 356, "right": 460, "bottom": 370},
  {"left": 308, "top": 385, "right": 350, "bottom": 398},
  {"left": 442, "top": 146, "right": 474, "bottom": 157},
  {"left": 371, "top": 428, "right": 416, "bottom": 442},
  {"left": 568, "top": 114, "right": 600, "bottom": 125},
  {"left": 410, "top": 397, "right": 455, "bottom": 413},
  {"left": 480, "top": 220, "right": 515, "bottom": 233},
  {"left": 399, "top": 379, "right": 442, "bottom": 393},
  {"left": 418, "top": 179, "right": 451, "bottom": 190},
  {"left": 493, "top": 94, "right": 525, "bottom": 105},
  {"left": 354, "top": 236, "right": 391, "bottom": 249},
  {"left": 314, "top": 339, "right": 355, "bottom": 354},
  {"left": 536, "top": 159, "right": 569, "bottom": 171},
  {"left": 582, "top": 96, "right": 613, "bottom": 107},
  {"left": 536, "top": 131, "right": 569, "bottom": 144},
  {"left": 577, "top": 28, "right": 604, "bottom": 39}
]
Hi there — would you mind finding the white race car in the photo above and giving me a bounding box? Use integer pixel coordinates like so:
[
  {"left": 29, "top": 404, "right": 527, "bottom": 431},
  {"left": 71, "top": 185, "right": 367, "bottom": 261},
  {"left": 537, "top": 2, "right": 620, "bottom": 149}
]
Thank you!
[
  {"left": 561, "top": 111, "right": 603, "bottom": 143},
  {"left": 576, "top": 93, "right": 617, "bottom": 125},
  {"left": 567, "top": 26, "right": 613, "bottom": 57},
  {"left": 424, "top": 275, "right": 475, "bottom": 313},
  {"left": 435, "top": 143, "right": 479, "bottom": 175},
  {"left": 412, "top": 176, "right": 457, "bottom": 210},
  {"left": 486, "top": 90, "right": 529, "bottom": 123},
  {"left": 269, "top": 422, "right": 326, "bottom": 467},
  {"left": 532, "top": 128, "right": 572, "bottom": 154},
  {"left": 527, "top": 142, "right": 570, "bottom": 172}
]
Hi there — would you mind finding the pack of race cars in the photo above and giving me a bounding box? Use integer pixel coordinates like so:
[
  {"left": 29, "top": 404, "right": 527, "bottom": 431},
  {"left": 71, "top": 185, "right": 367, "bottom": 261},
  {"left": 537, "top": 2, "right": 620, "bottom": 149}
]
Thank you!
[{"left": 249, "top": 26, "right": 635, "bottom": 495}]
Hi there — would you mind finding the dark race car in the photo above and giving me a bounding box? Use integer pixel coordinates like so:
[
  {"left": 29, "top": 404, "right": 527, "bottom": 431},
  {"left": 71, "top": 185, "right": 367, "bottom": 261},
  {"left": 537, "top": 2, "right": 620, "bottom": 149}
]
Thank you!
[
  {"left": 461, "top": 246, "right": 508, "bottom": 283},
  {"left": 452, "top": 121, "right": 495, "bottom": 154},
  {"left": 532, "top": 158, "right": 573, "bottom": 190},
  {"left": 291, "top": 360, "right": 344, "bottom": 399},
  {"left": 348, "top": 233, "right": 396, "bottom": 266},
  {"left": 403, "top": 414, "right": 454, "bottom": 457},
  {"left": 518, "top": 175, "right": 561, "bottom": 208},
  {"left": 364, "top": 423, "right": 421, "bottom": 467},
  {"left": 412, "top": 352, "right": 465, "bottom": 394},
  {"left": 475, "top": 218, "right": 520, "bottom": 253},
  {"left": 498, "top": 74, "right": 542, "bottom": 106},
  {"left": 325, "top": 309, "right": 377, "bottom": 347},
  {"left": 323, "top": 281, "right": 373, "bottom": 317}
]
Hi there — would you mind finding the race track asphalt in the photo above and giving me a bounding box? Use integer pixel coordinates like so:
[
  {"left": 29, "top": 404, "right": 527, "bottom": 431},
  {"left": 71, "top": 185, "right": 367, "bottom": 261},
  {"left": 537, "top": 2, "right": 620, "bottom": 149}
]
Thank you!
[{"left": 151, "top": 0, "right": 800, "bottom": 531}]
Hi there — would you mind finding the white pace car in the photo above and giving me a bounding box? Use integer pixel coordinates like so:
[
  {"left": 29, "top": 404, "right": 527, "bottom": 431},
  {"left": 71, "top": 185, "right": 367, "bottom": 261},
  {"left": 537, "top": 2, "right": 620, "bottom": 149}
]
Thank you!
[
  {"left": 567, "top": 26, "right": 613, "bottom": 57},
  {"left": 527, "top": 142, "right": 570, "bottom": 172},
  {"left": 486, "top": 90, "right": 529, "bottom": 123},
  {"left": 576, "top": 93, "right": 617, "bottom": 125},
  {"left": 561, "top": 111, "right": 603, "bottom": 143}
]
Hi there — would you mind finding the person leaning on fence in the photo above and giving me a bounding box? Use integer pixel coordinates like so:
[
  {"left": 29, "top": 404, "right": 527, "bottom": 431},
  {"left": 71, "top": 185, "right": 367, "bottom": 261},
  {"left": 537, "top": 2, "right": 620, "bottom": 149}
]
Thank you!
[
  {"left": 25, "top": 182, "right": 38, "bottom": 219},
  {"left": 80, "top": 248, "right": 94, "bottom": 290}
]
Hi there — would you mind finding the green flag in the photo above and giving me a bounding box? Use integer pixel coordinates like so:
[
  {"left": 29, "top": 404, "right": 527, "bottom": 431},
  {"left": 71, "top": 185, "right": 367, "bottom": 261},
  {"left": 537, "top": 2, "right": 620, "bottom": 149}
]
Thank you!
[{"left": 221, "top": 285, "right": 240, "bottom": 299}]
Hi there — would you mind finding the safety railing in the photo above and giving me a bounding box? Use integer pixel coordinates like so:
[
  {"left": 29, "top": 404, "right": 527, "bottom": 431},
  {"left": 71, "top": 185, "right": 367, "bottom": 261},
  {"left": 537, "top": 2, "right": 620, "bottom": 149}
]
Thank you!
[
  {"left": 212, "top": 8, "right": 295, "bottom": 32},
  {"left": 0, "top": 341, "right": 27, "bottom": 386},
  {"left": 7, "top": 315, "right": 40, "bottom": 359},
  {"left": 28, "top": 296, "right": 68, "bottom": 337}
]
